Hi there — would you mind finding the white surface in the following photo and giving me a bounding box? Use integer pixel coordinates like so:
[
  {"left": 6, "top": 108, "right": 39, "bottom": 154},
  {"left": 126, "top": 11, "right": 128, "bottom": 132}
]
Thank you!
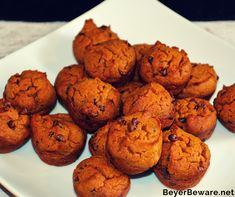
[{"left": 0, "top": 0, "right": 235, "bottom": 196}]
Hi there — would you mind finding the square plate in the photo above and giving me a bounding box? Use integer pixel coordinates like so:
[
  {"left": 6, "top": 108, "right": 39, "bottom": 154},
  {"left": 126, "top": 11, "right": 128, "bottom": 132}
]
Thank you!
[{"left": 0, "top": 0, "right": 235, "bottom": 196}]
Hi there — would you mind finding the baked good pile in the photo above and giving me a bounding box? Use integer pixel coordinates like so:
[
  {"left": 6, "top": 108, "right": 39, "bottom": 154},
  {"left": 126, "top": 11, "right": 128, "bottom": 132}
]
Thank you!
[{"left": 1, "top": 19, "right": 235, "bottom": 196}]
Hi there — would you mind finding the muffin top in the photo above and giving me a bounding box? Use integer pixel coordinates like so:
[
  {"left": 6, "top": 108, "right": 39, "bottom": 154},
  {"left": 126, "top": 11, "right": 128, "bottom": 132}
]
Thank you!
[
  {"left": 123, "top": 82, "right": 175, "bottom": 129},
  {"left": 73, "top": 156, "right": 130, "bottom": 197},
  {"left": 155, "top": 125, "right": 210, "bottom": 180},
  {"left": 0, "top": 99, "right": 30, "bottom": 153},
  {"left": 107, "top": 112, "right": 162, "bottom": 174},
  {"left": 140, "top": 41, "right": 192, "bottom": 95},
  {"left": 178, "top": 63, "right": 218, "bottom": 99},
  {"left": 67, "top": 78, "right": 120, "bottom": 131},
  {"left": 174, "top": 97, "right": 216, "bottom": 140},
  {"left": 31, "top": 113, "right": 86, "bottom": 165},
  {"left": 214, "top": 83, "right": 235, "bottom": 132},
  {"left": 84, "top": 39, "right": 136, "bottom": 84},
  {"left": 54, "top": 64, "right": 87, "bottom": 104},
  {"left": 73, "top": 19, "right": 119, "bottom": 63},
  {"left": 4, "top": 70, "right": 56, "bottom": 115}
]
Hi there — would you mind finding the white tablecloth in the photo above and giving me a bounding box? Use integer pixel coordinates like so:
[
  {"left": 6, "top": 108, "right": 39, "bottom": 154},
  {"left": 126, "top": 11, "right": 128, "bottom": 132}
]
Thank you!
[{"left": 0, "top": 20, "right": 235, "bottom": 196}]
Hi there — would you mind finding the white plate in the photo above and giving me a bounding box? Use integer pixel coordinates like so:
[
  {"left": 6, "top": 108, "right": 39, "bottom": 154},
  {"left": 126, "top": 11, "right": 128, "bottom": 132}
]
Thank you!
[{"left": 0, "top": 0, "right": 235, "bottom": 196}]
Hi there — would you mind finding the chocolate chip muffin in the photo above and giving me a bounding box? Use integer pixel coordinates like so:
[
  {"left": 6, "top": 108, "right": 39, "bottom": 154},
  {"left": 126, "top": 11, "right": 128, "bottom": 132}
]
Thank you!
[
  {"left": 123, "top": 82, "right": 175, "bottom": 129},
  {"left": 31, "top": 113, "right": 86, "bottom": 166},
  {"left": 153, "top": 125, "right": 211, "bottom": 190},
  {"left": 118, "top": 82, "right": 143, "bottom": 103},
  {"left": 54, "top": 64, "right": 87, "bottom": 106},
  {"left": 89, "top": 123, "right": 110, "bottom": 156},
  {"left": 140, "top": 41, "right": 192, "bottom": 95},
  {"left": 73, "top": 19, "right": 119, "bottom": 63},
  {"left": 84, "top": 39, "right": 136, "bottom": 85},
  {"left": 214, "top": 84, "right": 235, "bottom": 132},
  {"left": 73, "top": 156, "right": 130, "bottom": 197},
  {"left": 67, "top": 78, "right": 121, "bottom": 132},
  {"left": 178, "top": 63, "right": 218, "bottom": 99},
  {"left": 0, "top": 99, "right": 30, "bottom": 153},
  {"left": 4, "top": 70, "right": 56, "bottom": 115},
  {"left": 174, "top": 98, "right": 216, "bottom": 141},
  {"left": 106, "top": 112, "right": 162, "bottom": 175}
]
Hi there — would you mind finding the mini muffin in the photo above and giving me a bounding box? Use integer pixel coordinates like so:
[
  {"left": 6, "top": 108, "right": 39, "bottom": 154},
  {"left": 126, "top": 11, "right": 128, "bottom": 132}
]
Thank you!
[
  {"left": 54, "top": 64, "right": 87, "bottom": 106},
  {"left": 140, "top": 41, "right": 192, "bottom": 95},
  {"left": 106, "top": 112, "right": 162, "bottom": 175},
  {"left": 84, "top": 39, "right": 136, "bottom": 85},
  {"left": 67, "top": 78, "right": 120, "bottom": 132},
  {"left": 174, "top": 98, "right": 216, "bottom": 141},
  {"left": 89, "top": 123, "right": 110, "bottom": 156},
  {"left": 73, "top": 156, "right": 130, "bottom": 197},
  {"left": 153, "top": 125, "right": 211, "bottom": 190},
  {"left": 0, "top": 99, "right": 30, "bottom": 153},
  {"left": 178, "top": 63, "right": 218, "bottom": 99},
  {"left": 31, "top": 113, "right": 86, "bottom": 166},
  {"left": 123, "top": 82, "right": 175, "bottom": 129},
  {"left": 214, "top": 84, "right": 235, "bottom": 132},
  {"left": 4, "top": 70, "right": 56, "bottom": 115},
  {"left": 73, "top": 19, "right": 119, "bottom": 63},
  {"left": 118, "top": 82, "right": 143, "bottom": 103}
]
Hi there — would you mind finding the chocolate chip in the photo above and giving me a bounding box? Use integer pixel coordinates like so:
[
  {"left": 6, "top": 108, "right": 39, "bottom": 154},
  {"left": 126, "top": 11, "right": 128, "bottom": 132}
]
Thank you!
[
  {"left": 217, "top": 75, "right": 219, "bottom": 80},
  {"left": 16, "top": 79, "right": 20, "bottom": 85},
  {"left": 168, "top": 134, "right": 178, "bottom": 142},
  {"left": 20, "top": 108, "right": 28, "bottom": 115},
  {"left": 132, "top": 118, "right": 139, "bottom": 126},
  {"left": 117, "top": 117, "right": 127, "bottom": 125},
  {"left": 78, "top": 32, "right": 85, "bottom": 36},
  {"left": 198, "top": 166, "right": 204, "bottom": 171},
  {"left": 128, "top": 118, "right": 139, "bottom": 132},
  {"left": 93, "top": 98, "right": 97, "bottom": 105},
  {"left": 148, "top": 56, "right": 154, "bottom": 64},
  {"left": 53, "top": 120, "right": 61, "bottom": 127},
  {"left": 179, "top": 117, "right": 186, "bottom": 123},
  {"left": 48, "top": 131, "right": 54, "bottom": 138},
  {"left": 55, "top": 134, "right": 65, "bottom": 142},
  {"left": 99, "top": 105, "right": 105, "bottom": 112},
  {"left": 194, "top": 103, "right": 205, "bottom": 110},
  {"left": 4, "top": 101, "right": 12, "bottom": 108},
  {"left": 100, "top": 25, "right": 108, "bottom": 30},
  {"left": 162, "top": 167, "right": 170, "bottom": 178},
  {"left": 160, "top": 68, "right": 168, "bottom": 76},
  {"left": 7, "top": 120, "right": 15, "bottom": 129},
  {"left": 0, "top": 107, "right": 7, "bottom": 113}
]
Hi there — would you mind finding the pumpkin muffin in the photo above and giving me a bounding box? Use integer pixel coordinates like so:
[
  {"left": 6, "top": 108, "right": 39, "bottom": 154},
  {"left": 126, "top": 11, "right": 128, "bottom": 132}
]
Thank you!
[
  {"left": 73, "top": 156, "right": 130, "bottom": 197},
  {"left": 106, "top": 112, "right": 162, "bottom": 175},
  {"left": 0, "top": 99, "right": 30, "bottom": 153},
  {"left": 54, "top": 64, "right": 87, "bottom": 106},
  {"left": 178, "top": 63, "right": 218, "bottom": 99},
  {"left": 67, "top": 78, "right": 121, "bottom": 132},
  {"left": 214, "top": 83, "right": 235, "bottom": 132},
  {"left": 73, "top": 19, "right": 119, "bottom": 63},
  {"left": 174, "top": 98, "right": 217, "bottom": 141},
  {"left": 31, "top": 113, "right": 86, "bottom": 166},
  {"left": 118, "top": 81, "right": 143, "bottom": 103},
  {"left": 153, "top": 125, "right": 211, "bottom": 190},
  {"left": 140, "top": 41, "right": 192, "bottom": 95},
  {"left": 123, "top": 82, "right": 175, "bottom": 129},
  {"left": 84, "top": 39, "right": 136, "bottom": 85},
  {"left": 89, "top": 123, "right": 110, "bottom": 156},
  {"left": 4, "top": 70, "right": 56, "bottom": 115}
]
